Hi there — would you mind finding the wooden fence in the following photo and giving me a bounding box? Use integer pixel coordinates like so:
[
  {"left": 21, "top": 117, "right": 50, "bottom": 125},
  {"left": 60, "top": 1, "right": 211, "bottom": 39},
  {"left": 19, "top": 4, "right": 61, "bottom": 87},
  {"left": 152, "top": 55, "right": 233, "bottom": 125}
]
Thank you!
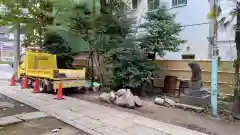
[
  {"left": 72, "top": 56, "right": 235, "bottom": 95},
  {"left": 153, "top": 60, "right": 235, "bottom": 95}
]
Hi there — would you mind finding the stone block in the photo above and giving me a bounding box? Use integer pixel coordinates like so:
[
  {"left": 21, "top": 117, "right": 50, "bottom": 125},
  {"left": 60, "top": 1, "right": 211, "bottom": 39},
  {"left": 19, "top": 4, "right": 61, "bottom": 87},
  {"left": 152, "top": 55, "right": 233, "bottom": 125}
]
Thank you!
[
  {"left": 95, "top": 125, "right": 130, "bottom": 135},
  {"left": 107, "top": 110, "right": 136, "bottom": 120},
  {"left": 14, "top": 111, "right": 49, "bottom": 121},
  {"left": 164, "top": 98, "right": 176, "bottom": 106},
  {"left": 127, "top": 116, "right": 197, "bottom": 135},
  {"left": 0, "top": 116, "right": 22, "bottom": 126},
  {"left": 28, "top": 98, "right": 50, "bottom": 107},
  {"left": 190, "top": 80, "right": 202, "bottom": 90},
  {"left": 81, "top": 109, "right": 109, "bottom": 120},
  {"left": 127, "top": 116, "right": 171, "bottom": 134},
  {"left": 133, "top": 96, "right": 143, "bottom": 107},
  {"left": 175, "top": 103, "right": 204, "bottom": 113},
  {"left": 183, "top": 88, "right": 208, "bottom": 97},
  {"left": 0, "top": 102, "right": 15, "bottom": 109},
  {"left": 81, "top": 128, "right": 103, "bottom": 135},
  {"left": 125, "top": 125, "right": 167, "bottom": 135},
  {"left": 99, "top": 92, "right": 111, "bottom": 103},
  {"left": 154, "top": 97, "right": 164, "bottom": 105},
  {"left": 41, "top": 105, "right": 62, "bottom": 116},
  {"left": 56, "top": 110, "right": 85, "bottom": 120},
  {"left": 99, "top": 116, "right": 135, "bottom": 129},
  {"left": 74, "top": 117, "right": 106, "bottom": 129},
  {"left": 179, "top": 94, "right": 210, "bottom": 107}
]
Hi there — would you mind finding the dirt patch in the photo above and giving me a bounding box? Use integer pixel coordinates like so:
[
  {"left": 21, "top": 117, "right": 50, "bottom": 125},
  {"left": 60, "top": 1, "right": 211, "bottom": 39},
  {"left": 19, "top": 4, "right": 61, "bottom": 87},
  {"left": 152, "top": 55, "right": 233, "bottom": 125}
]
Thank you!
[
  {"left": 0, "top": 94, "right": 36, "bottom": 118},
  {"left": 67, "top": 91, "right": 240, "bottom": 135},
  {"left": 179, "top": 123, "right": 218, "bottom": 135},
  {"left": 0, "top": 117, "right": 89, "bottom": 135}
]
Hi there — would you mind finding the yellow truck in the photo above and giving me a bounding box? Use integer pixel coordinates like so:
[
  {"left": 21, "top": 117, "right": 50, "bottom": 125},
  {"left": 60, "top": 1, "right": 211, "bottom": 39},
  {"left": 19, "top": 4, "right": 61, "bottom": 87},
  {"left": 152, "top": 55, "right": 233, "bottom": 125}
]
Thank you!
[{"left": 17, "top": 49, "right": 86, "bottom": 92}]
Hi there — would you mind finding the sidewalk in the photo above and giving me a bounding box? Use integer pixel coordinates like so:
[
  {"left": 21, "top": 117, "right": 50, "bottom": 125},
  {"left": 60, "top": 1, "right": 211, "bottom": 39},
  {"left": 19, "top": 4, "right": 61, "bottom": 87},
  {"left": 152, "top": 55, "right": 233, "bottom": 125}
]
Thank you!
[{"left": 0, "top": 83, "right": 206, "bottom": 135}]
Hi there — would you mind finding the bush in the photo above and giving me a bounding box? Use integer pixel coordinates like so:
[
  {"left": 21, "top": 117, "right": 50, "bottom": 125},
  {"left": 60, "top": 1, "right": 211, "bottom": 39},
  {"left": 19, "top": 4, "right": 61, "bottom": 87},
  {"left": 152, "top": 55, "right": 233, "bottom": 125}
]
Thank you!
[
  {"left": 139, "top": 5, "right": 185, "bottom": 57},
  {"left": 105, "top": 40, "right": 158, "bottom": 92},
  {"left": 41, "top": 32, "right": 76, "bottom": 69}
]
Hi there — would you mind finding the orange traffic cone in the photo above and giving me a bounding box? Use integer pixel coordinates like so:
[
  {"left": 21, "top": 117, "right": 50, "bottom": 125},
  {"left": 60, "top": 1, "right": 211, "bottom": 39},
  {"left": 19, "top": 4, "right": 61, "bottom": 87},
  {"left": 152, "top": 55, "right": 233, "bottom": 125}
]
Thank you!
[
  {"left": 9, "top": 74, "right": 16, "bottom": 86},
  {"left": 33, "top": 79, "right": 39, "bottom": 93},
  {"left": 21, "top": 76, "right": 28, "bottom": 89},
  {"left": 56, "top": 81, "right": 64, "bottom": 100}
]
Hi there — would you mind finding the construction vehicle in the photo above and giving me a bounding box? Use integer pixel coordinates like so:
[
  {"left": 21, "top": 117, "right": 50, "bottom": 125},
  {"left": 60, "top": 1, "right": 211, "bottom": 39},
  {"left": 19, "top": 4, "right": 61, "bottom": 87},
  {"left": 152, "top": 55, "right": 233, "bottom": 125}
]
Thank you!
[{"left": 17, "top": 48, "right": 86, "bottom": 92}]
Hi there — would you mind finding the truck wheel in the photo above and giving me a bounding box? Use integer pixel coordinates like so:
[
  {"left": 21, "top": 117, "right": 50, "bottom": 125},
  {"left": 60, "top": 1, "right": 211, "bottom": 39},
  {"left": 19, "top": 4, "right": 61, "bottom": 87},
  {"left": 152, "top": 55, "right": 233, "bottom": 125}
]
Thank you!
[
  {"left": 28, "top": 79, "right": 33, "bottom": 88},
  {"left": 38, "top": 80, "right": 47, "bottom": 92},
  {"left": 20, "top": 77, "right": 24, "bottom": 87},
  {"left": 46, "top": 81, "right": 53, "bottom": 92}
]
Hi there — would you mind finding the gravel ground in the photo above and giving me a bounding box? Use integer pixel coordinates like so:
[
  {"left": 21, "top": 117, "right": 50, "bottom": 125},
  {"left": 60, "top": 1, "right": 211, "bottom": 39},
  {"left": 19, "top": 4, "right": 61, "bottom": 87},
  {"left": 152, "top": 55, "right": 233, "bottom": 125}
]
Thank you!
[{"left": 67, "top": 91, "right": 240, "bottom": 135}]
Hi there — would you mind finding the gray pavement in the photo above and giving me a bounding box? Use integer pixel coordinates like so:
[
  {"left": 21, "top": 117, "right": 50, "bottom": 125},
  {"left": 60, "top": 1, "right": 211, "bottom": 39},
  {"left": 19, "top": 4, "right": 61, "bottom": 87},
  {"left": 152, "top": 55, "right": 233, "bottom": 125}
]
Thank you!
[
  {"left": 0, "top": 65, "right": 207, "bottom": 135},
  {"left": 0, "top": 84, "right": 207, "bottom": 135}
]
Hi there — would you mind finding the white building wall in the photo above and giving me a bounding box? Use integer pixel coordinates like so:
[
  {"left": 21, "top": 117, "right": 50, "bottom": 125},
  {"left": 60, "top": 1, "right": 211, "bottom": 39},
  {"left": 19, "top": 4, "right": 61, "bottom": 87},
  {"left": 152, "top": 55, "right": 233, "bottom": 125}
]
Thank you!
[
  {"left": 130, "top": 0, "right": 236, "bottom": 61},
  {"left": 159, "top": 0, "right": 209, "bottom": 60},
  {"left": 160, "top": 0, "right": 236, "bottom": 61}
]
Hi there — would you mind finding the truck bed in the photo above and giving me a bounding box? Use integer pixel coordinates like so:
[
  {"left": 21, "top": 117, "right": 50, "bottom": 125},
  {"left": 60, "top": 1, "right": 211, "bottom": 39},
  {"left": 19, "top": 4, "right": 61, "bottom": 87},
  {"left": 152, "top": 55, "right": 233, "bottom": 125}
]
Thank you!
[{"left": 26, "top": 68, "right": 86, "bottom": 80}]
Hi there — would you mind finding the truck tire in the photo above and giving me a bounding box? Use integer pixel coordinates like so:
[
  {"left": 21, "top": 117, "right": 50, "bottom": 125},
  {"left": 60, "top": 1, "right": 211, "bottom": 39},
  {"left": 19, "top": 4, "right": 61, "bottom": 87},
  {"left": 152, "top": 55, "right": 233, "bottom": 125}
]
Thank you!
[
  {"left": 20, "top": 77, "right": 24, "bottom": 87},
  {"left": 46, "top": 81, "right": 53, "bottom": 92},
  {"left": 38, "top": 80, "right": 47, "bottom": 92},
  {"left": 28, "top": 79, "right": 34, "bottom": 88}
]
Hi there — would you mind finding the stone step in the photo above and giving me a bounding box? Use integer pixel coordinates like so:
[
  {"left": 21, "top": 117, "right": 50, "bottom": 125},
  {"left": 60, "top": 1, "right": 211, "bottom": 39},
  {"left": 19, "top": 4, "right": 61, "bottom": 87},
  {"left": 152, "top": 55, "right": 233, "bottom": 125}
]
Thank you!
[
  {"left": 0, "top": 116, "right": 22, "bottom": 126},
  {"left": 14, "top": 111, "right": 49, "bottom": 121},
  {"left": 0, "top": 111, "right": 49, "bottom": 126}
]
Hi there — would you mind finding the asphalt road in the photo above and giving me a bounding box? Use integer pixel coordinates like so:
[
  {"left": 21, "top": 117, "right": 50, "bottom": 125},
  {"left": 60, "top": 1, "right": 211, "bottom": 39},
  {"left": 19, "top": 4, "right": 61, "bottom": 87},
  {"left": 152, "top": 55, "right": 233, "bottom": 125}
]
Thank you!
[{"left": 0, "top": 64, "right": 13, "bottom": 80}]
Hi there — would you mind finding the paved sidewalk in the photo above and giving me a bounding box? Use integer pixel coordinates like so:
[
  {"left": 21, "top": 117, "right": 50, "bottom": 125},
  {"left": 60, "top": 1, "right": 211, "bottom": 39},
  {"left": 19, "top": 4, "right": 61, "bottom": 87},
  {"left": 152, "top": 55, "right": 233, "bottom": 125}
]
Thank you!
[{"left": 0, "top": 84, "right": 206, "bottom": 135}]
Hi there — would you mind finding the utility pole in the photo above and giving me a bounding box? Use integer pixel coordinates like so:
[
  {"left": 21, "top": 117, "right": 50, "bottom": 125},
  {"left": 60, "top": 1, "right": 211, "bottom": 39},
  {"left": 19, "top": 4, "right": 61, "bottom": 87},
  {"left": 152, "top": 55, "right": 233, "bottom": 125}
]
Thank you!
[
  {"left": 209, "top": 0, "right": 219, "bottom": 117},
  {"left": 13, "top": 23, "right": 20, "bottom": 79},
  {"left": 231, "top": 1, "right": 240, "bottom": 120}
]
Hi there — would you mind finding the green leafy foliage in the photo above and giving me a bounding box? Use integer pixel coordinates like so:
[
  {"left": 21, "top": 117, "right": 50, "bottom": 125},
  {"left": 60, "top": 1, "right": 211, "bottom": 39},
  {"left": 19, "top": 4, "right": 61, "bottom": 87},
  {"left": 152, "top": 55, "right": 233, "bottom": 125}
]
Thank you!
[
  {"left": 0, "top": 0, "right": 53, "bottom": 46},
  {"left": 105, "top": 40, "right": 158, "bottom": 89},
  {"left": 41, "top": 32, "right": 77, "bottom": 68},
  {"left": 139, "top": 5, "right": 186, "bottom": 57},
  {"left": 53, "top": 0, "right": 183, "bottom": 90},
  {"left": 1, "top": 0, "right": 184, "bottom": 92}
]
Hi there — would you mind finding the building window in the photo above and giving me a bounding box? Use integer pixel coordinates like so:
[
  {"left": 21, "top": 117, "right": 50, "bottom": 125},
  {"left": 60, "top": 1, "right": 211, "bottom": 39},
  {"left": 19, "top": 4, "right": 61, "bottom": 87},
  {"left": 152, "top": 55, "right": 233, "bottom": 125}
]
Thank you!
[
  {"left": 148, "top": 0, "right": 160, "bottom": 10},
  {"left": 182, "top": 54, "right": 195, "bottom": 60},
  {"left": 147, "top": 52, "right": 156, "bottom": 60},
  {"left": 132, "top": 0, "right": 138, "bottom": 9},
  {"left": 172, "top": 0, "right": 187, "bottom": 7}
]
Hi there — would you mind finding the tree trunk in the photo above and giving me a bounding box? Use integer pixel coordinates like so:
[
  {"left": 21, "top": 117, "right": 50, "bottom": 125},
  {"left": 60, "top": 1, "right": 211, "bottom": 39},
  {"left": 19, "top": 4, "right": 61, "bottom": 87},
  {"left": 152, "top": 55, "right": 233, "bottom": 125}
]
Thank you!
[
  {"left": 92, "top": 51, "right": 105, "bottom": 87},
  {"left": 90, "top": 51, "right": 95, "bottom": 87},
  {"left": 232, "top": 5, "right": 240, "bottom": 119},
  {"left": 96, "top": 52, "right": 105, "bottom": 87},
  {"left": 100, "top": 0, "right": 106, "bottom": 12}
]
